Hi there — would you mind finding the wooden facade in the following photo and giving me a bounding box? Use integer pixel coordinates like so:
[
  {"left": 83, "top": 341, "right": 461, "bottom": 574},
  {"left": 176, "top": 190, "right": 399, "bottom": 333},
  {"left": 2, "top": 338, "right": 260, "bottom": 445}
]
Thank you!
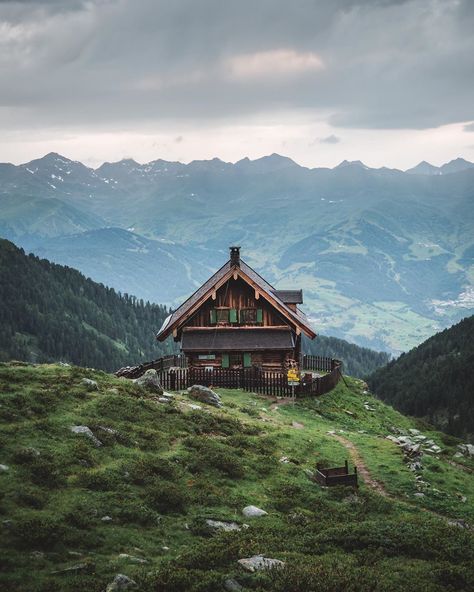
[{"left": 156, "top": 247, "right": 316, "bottom": 372}]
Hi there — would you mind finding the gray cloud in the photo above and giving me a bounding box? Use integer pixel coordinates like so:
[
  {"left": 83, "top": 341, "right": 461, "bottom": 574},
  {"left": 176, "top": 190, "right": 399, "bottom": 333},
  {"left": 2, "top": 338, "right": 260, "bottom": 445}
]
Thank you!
[
  {"left": 319, "top": 135, "right": 341, "bottom": 144},
  {"left": 0, "top": 0, "right": 472, "bottom": 133}
]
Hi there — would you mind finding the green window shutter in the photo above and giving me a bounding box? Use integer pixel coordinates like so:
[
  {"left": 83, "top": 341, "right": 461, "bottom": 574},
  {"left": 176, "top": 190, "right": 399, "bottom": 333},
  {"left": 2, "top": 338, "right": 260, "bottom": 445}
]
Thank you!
[
  {"left": 243, "top": 352, "right": 252, "bottom": 368},
  {"left": 221, "top": 353, "right": 230, "bottom": 368},
  {"left": 256, "top": 309, "right": 263, "bottom": 324},
  {"left": 229, "top": 308, "right": 238, "bottom": 323},
  {"left": 210, "top": 309, "right": 217, "bottom": 324}
]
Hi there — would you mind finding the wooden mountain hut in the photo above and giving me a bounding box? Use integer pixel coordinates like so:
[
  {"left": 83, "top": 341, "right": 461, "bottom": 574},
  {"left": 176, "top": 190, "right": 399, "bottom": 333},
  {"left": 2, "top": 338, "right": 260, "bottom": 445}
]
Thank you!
[{"left": 156, "top": 246, "right": 316, "bottom": 372}]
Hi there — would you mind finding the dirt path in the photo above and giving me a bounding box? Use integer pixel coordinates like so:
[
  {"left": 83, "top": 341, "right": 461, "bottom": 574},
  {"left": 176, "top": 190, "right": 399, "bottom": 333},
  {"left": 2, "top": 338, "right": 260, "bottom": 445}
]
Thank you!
[{"left": 331, "top": 433, "right": 388, "bottom": 496}]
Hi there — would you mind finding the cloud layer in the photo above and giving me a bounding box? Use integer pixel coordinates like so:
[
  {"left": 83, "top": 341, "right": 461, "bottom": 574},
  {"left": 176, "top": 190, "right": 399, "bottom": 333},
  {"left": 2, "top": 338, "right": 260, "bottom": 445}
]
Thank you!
[{"left": 0, "top": 0, "right": 473, "bottom": 165}]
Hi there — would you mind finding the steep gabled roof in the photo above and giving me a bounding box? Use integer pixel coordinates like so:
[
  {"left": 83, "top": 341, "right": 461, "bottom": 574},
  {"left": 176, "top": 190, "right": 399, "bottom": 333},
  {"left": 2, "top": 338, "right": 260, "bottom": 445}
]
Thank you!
[
  {"left": 156, "top": 255, "right": 316, "bottom": 341},
  {"left": 271, "top": 289, "right": 303, "bottom": 304}
]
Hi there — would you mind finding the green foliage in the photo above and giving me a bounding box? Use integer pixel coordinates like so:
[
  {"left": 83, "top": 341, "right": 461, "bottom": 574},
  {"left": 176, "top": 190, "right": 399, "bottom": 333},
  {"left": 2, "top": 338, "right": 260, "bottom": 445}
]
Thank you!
[
  {"left": 369, "top": 315, "right": 474, "bottom": 439},
  {"left": 0, "top": 239, "right": 172, "bottom": 371},
  {"left": 303, "top": 334, "right": 390, "bottom": 378},
  {"left": 0, "top": 364, "right": 473, "bottom": 592}
]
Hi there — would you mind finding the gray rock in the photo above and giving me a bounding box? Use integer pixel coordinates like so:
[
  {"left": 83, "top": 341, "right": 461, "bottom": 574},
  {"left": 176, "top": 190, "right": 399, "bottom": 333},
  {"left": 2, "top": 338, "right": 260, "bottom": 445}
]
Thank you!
[
  {"left": 414, "top": 492, "right": 425, "bottom": 498},
  {"left": 134, "top": 369, "right": 164, "bottom": 394},
  {"left": 448, "top": 519, "right": 470, "bottom": 529},
  {"left": 205, "top": 519, "right": 243, "bottom": 532},
  {"left": 224, "top": 579, "right": 244, "bottom": 592},
  {"left": 238, "top": 555, "right": 285, "bottom": 572},
  {"left": 106, "top": 574, "right": 137, "bottom": 592},
  {"left": 458, "top": 443, "right": 474, "bottom": 457},
  {"left": 187, "top": 384, "right": 222, "bottom": 407},
  {"left": 242, "top": 505, "right": 267, "bottom": 518},
  {"left": 81, "top": 378, "right": 98, "bottom": 391},
  {"left": 70, "top": 425, "right": 103, "bottom": 447},
  {"left": 118, "top": 553, "right": 148, "bottom": 564},
  {"left": 158, "top": 396, "right": 174, "bottom": 404},
  {"left": 101, "top": 515, "right": 113, "bottom": 522},
  {"left": 0, "top": 464, "right": 9, "bottom": 473},
  {"left": 58, "top": 362, "right": 71, "bottom": 367}
]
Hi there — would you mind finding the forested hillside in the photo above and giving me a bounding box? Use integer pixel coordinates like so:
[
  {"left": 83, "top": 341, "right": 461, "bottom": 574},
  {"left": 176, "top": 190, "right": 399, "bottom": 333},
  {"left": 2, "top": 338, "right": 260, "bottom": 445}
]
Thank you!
[
  {"left": 303, "top": 335, "right": 390, "bottom": 378},
  {"left": 0, "top": 239, "right": 172, "bottom": 371},
  {"left": 368, "top": 316, "right": 474, "bottom": 440}
]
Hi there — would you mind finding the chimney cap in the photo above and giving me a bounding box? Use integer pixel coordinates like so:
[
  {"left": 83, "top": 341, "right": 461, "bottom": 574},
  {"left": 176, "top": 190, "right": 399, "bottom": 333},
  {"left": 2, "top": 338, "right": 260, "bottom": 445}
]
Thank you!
[{"left": 229, "top": 245, "right": 241, "bottom": 266}]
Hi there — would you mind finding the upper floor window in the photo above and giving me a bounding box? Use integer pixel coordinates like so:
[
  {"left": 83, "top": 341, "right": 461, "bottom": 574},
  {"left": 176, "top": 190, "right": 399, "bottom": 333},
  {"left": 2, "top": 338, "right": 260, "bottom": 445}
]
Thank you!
[{"left": 210, "top": 307, "right": 263, "bottom": 325}]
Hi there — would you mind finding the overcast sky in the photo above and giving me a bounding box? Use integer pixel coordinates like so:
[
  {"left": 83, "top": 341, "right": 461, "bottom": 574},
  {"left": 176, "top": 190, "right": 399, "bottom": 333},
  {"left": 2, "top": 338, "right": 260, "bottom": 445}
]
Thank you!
[{"left": 1, "top": 0, "right": 473, "bottom": 168}]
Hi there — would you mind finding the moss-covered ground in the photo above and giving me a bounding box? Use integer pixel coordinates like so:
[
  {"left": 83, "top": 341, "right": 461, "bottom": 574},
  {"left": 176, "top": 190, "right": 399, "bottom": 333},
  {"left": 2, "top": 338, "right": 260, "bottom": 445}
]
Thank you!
[{"left": 0, "top": 362, "right": 473, "bottom": 591}]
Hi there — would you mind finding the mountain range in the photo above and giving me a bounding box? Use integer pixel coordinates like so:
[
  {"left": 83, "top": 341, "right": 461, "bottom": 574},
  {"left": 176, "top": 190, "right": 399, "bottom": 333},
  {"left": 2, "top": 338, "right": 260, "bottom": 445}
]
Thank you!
[{"left": 1, "top": 152, "right": 473, "bottom": 354}]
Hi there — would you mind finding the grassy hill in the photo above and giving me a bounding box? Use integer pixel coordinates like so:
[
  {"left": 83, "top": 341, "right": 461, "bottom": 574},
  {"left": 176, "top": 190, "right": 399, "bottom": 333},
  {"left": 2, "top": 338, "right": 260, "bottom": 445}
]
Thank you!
[
  {"left": 368, "top": 316, "right": 474, "bottom": 440},
  {"left": 0, "top": 362, "right": 473, "bottom": 591}
]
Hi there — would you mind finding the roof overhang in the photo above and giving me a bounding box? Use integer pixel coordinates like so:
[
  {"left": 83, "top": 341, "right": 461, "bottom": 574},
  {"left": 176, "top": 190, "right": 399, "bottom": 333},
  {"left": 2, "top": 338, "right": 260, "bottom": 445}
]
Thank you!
[{"left": 157, "top": 260, "right": 316, "bottom": 341}]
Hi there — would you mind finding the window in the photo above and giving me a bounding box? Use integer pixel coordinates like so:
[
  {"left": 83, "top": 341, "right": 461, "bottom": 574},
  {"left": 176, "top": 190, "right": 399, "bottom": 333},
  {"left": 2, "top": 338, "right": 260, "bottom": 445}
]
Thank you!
[
  {"left": 216, "top": 309, "right": 230, "bottom": 323},
  {"left": 239, "top": 308, "right": 263, "bottom": 324}
]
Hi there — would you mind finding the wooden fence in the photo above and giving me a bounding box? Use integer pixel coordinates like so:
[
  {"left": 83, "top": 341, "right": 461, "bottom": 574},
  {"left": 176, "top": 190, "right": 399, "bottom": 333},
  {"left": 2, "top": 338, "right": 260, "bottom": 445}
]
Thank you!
[
  {"left": 148, "top": 357, "right": 342, "bottom": 398},
  {"left": 301, "top": 354, "right": 334, "bottom": 373},
  {"left": 117, "top": 354, "right": 342, "bottom": 398}
]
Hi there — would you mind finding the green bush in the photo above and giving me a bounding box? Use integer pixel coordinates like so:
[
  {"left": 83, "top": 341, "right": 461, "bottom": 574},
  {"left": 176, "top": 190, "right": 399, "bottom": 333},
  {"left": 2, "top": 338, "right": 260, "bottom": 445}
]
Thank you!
[
  {"left": 128, "top": 455, "right": 181, "bottom": 484},
  {"left": 140, "top": 565, "right": 223, "bottom": 592},
  {"left": 11, "top": 486, "right": 48, "bottom": 509},
  {"left": 78, "top": 468, "right": 122, "bottom": 491},
  {"left": 10, "top": 512, "right": 67, "bottom": 549},
  {"left": 185, "top": 437, "right": 245, "bottom": 478},
  {"left": 145, "top": 481, "right": 189, "bottom": 514}
]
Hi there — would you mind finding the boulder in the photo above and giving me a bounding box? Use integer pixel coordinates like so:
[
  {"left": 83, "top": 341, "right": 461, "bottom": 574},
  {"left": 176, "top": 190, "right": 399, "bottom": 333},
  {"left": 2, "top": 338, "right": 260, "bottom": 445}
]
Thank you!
[
  {"left": 70, "top": 425, "right": 103, "bottom": 447},
  {"left": 81, "top": 378, "right": 99, "bottom": 391},
  {"left": 187, "top": 385, "right": 222, "bottom": 407},
  {"left": 101, "top": 515, "right": 113, "bottom": 522},
  {"left": 238, "top": 555, "right": 285, "bottom": 572},
  {"left": 205, "top": 519, "right": 243, "bottom": 532},
  {"left": 134, "top": 369, "right": 163, "bottom": 394},
  {"left": 106, "top": 574, "right": 137, "bottom": 592},
  {"left": 242, "top": 505, "right": 267, "bottom": 518},
  {"left": 0, "top": 464, "right": 9, "bottom": 473},
  {"left": 224, "top": 579, "right": 244, "bottom": 592},
  {"left": 458, "top": 444, "right": 474, "bottom": 457}
]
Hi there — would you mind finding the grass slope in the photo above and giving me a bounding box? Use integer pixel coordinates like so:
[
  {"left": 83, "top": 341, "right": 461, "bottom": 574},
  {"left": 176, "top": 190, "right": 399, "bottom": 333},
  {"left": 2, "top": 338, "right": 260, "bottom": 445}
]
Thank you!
[{"left": 0, "top": 363, "right": 473, "bottom": 592}]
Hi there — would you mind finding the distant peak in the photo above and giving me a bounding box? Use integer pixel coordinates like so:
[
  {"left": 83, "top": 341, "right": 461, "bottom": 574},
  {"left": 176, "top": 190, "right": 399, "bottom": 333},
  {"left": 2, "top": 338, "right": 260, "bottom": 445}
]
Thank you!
[
  {"left": 335, "top": 160, "right": 369, "bottom": 170},
  {"left": 235, "top": 153, "right": 299, "bottom": 171},
  {"left": 42, "top": 152, "right": 72, "bottom": 162},
  {"left": 119, "top": 158, "right": 140, "bottom": 166}
]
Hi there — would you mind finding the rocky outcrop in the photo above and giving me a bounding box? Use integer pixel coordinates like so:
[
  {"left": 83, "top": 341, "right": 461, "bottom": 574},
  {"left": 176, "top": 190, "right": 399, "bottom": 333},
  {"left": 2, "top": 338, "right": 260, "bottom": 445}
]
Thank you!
[
  {"left": 242, "top": 505, "right": 267, "bottom": 518},
  {"left": 187, "top": 385, "right": 222, "bottom": 407},
  {"left": 238, "top": 555, "right": 285, "bottom": 572},
  {"left": 134, "top": 369, "right": 163, "bottom": 394}
]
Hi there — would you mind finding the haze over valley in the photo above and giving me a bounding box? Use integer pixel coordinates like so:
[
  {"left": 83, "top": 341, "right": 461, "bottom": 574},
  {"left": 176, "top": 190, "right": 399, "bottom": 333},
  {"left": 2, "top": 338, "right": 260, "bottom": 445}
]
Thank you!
[{"left": 1, "top": 151, "right": 473, "bottom": 354}]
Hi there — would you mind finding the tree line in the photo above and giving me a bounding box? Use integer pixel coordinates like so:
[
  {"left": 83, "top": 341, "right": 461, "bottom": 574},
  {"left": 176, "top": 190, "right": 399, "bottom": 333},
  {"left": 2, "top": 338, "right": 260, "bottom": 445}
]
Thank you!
[{"left": 0, "top": 239, "right": 173, "bottom": 371}]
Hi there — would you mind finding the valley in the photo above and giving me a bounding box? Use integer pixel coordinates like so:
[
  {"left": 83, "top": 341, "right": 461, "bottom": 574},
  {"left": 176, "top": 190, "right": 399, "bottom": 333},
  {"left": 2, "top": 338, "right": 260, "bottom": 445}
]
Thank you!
[{"left": 1, "top": 153, "right": 473, "bottom": 354}]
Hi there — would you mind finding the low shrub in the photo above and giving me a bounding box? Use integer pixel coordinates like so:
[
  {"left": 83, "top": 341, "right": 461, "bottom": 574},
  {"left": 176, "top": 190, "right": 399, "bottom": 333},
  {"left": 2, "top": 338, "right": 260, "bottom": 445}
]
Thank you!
[
  {"left": 185, "top": 437, "right": 245, "bottom": 478},
  {"left": 10, "top": 511, "right": 68, "bottom": 549},
  {"left": 128, "top": 456, "right": 181, "bottom": 485},
  {"left": 145, "top": 481, "right": 189, "bottom": 514}
]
